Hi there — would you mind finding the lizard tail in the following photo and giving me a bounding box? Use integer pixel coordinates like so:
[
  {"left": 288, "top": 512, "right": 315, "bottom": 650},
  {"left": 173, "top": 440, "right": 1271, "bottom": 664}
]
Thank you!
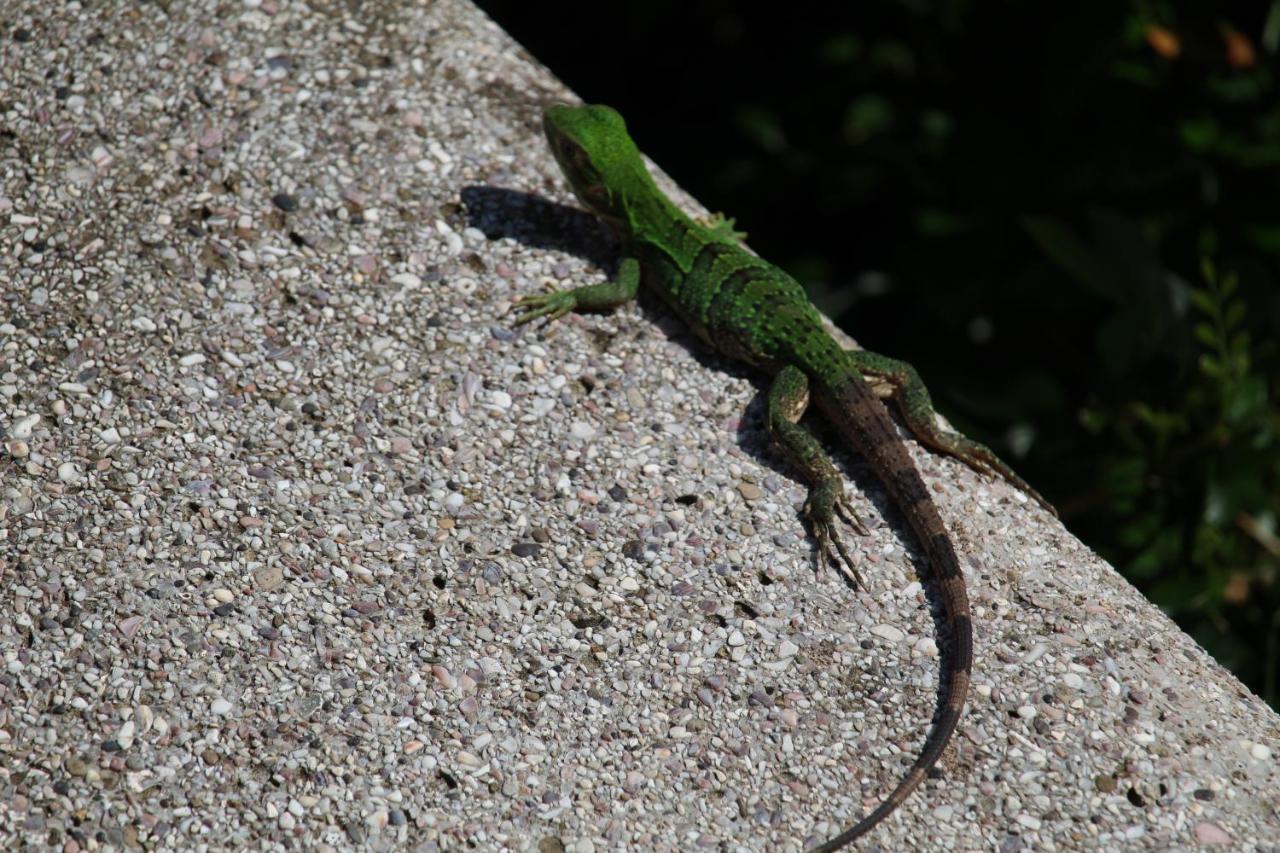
[{"left": 808, "top": 365, "right": 974, "bottom": 851}]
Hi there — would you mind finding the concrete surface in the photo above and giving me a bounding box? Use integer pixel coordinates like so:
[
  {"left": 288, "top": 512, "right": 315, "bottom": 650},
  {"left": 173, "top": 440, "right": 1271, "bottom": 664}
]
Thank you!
[{"left": 1, "top": 1, "right": 1277, "bottom": 850}]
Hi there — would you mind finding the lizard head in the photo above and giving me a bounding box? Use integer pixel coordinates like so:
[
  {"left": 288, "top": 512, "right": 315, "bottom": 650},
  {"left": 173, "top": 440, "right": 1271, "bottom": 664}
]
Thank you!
[{"left": 542, "top": 103, "right": 647, "bottom": 222}]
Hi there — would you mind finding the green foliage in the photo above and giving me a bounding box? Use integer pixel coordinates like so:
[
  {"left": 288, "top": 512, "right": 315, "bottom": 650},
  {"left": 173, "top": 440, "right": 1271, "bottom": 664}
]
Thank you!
[{"left": 1077, "top": 262, "right": 1279, "bottom": 702}]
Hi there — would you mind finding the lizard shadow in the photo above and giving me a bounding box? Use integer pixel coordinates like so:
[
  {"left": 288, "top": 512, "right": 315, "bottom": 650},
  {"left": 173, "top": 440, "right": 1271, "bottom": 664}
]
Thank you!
[
  {"left": 461, "top": 186, "right": 826, "bottom": 497},
  {"left": 462, "top": 182, "right": 958, "bottom": 646},
  {"left": 460, "top": 186, "right": 619, "bottom": 273}
]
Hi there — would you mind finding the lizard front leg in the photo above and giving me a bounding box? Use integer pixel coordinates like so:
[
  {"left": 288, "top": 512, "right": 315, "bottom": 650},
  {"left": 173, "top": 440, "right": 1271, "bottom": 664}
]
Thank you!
[
  {"left": 513, "top": 257, "right": 641, "bottom": 325},
  {"left": 845, "top": 349, "right": 1056, "bottom": 515},
  {"left": 766, "top": 364, "right": 868, "bottom": 586}
]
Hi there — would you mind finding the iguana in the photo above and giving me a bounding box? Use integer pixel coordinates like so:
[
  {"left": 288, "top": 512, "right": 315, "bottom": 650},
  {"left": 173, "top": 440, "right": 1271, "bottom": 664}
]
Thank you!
[{"left": 514, "top": 103, "right": 1054, "bottom": 849}]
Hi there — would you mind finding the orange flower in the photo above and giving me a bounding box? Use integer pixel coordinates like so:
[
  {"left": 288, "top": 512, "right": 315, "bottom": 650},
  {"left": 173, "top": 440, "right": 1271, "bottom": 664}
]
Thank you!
[
  {"left": 1223, "top": 27, "right": 1256, "bottom": 68},
  {"left": 1146, "top": 25, "right": 1181, "bottom": 59}
]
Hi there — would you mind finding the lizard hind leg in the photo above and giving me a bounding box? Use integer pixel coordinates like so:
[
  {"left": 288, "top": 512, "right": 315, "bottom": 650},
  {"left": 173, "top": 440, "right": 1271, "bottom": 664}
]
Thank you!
[
  {"left": 766, "top": 365, "right": 868, "bottom": 586},
  {"left": 846, "top": 348, "right": 1057, "bottom": 516}
]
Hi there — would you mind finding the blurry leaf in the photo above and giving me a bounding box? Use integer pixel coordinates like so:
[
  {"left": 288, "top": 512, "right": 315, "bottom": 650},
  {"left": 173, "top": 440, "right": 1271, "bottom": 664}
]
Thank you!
[
  {"left": 1245, "top": 223, "right": 1280, "bottom": 253},
  {"left": 915, "top": 208, "right": 964, "bottom": 237},
  {"left": 736, "top": 106, "right": 786, "bottom": 153},
  {"left": 1104, "top": 456, "right": 1148, "bottom": 503},
  {"left": 1200, "top": 353, "right": 1223, "bottom": 378},
  {"left": 819, "top": 33, "right": 862, "bottom": 65},
  {"left": 1217, "top": 136, "right": 1280, "bottom": 168},
  {"left": 1266, "top": 1, "right": 1280, "bottom": 53},
  {"left": 842, "top": 95, "right": 893, "bottom": 142},
  {"left": 1225, "top": 375, "right": 1267, "bottom": 423},
  {"left": 869, "top": 39, "right": 915, "bottom": 75},
  {"left": 1205, "top": 473, "right": 1254, "bottom": 525},
  {"left": 1131, "top": 403, "right": 1186, "bottom": 437},
  {"left": 1189, "top": 289, "right": 1216, "bottom": 314},
  {"left": 919, "top": 108, "right": 953, "bottom": 141},
  {"left": 1206, "top": 73, "right": 1263, "bottom": 102},
  {"left": 1179, "top": 117, "right": 1219, "bottom": 152},
  {"left": 1194, "top": 322, "right": 1218, "bottom": 347},
  {"left": 1110, "top": 60, "right": 1158, "bottom": 87},
  {"left": 1079, "top": 407, "right": 1109, "bottom": 434},
  {"left": 1225, "top": 300, "right": 1245, "bottom": 330}
]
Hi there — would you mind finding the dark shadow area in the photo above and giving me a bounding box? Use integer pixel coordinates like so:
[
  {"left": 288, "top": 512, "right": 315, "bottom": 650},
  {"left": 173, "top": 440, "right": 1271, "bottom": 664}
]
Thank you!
[{"left": 460, "top": 185, "right": 618, "bottom": 273}]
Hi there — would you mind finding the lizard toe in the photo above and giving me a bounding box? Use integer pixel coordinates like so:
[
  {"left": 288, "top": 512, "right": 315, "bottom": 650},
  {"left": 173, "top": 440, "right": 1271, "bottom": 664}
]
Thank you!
[
  {"left": 814, "top": 521, "right": 863, "bottom": 588},
  {"left": 513, "top": 292, "right": 575, "bottom": 325},
  {"left": 835, "top": 494, "right": 869, "bottom": 536}
]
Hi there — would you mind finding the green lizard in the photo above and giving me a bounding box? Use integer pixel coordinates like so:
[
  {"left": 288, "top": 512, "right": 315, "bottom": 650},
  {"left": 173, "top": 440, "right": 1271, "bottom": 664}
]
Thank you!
[{"left": 515, "top": 103, "right": 1054, "bottom": 849}]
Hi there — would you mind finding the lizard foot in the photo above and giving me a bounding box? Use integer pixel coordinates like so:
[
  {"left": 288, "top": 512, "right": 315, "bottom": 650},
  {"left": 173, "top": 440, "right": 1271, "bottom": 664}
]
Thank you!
[
  {"left": 512, "top": 288, "right": 577, "bottom": 325},
  {"left": 806, "top": 487, "right": 867, "bottom": 587},
  {"left": 944, "top": 437, "right": 1056, "bottom": 516}
]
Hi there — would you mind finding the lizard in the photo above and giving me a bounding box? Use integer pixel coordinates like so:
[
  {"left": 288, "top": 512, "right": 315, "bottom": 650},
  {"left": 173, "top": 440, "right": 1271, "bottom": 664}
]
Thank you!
[{"left": 513, "top": 103, "right": 1055, "bottom": 849}]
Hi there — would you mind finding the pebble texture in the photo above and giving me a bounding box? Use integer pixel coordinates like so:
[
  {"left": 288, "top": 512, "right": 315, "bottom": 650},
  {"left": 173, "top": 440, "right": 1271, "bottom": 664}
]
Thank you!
[{"left": 2, "top": 1, "right": 1278, "bottom": 850}]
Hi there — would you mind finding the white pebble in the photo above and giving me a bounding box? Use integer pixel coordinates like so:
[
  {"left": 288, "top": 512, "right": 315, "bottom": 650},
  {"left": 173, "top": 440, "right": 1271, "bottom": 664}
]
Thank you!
[
  {"left": 10, "top": 413, "right": 40, "bottom": 440},
  {"left": 1062, "top": 672, "right": 1084, "bottom": 689},
  {"left": 99, "top": 427, "right": 122, "bottom": 444},
  {"left": 870, "top": 624, "right": 905, "bottom": 643},
  {"left": 727, "top": 630, "right": 746, "bottom": 647},
  {"left": 1250, "top": 743, "right": 1272, "bottom": 761},
  {"left": 117, "top": 720, "right": 135, "bottom": 750},
  {"left": 131, "top": 316, "right": 157, "bottom": 332},
  {"left": 179, "top": 353, "right": 206, "bottom": 367},
  {"left": 1017, "top": 704, "right": 1037, "bottom": 719},
  {"left": 912, "top": 637, "right": 938, "bottom": 657},
  {"left": 210, "top": 698, "right": 233, "bottom": 715},
  {"left": 569, "top": 421, "right": 596, "bottom": 440},
  {"left": 57, "top": 462, "right": 82, "bottom": 484},
  {"left": 777, "top": 639, "right": 799, "bottom": 658}
]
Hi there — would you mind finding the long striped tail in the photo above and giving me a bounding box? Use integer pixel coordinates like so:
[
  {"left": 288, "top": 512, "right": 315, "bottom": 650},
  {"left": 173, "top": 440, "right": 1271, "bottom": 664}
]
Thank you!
[{"left": 808, "top": 367, "right": 973, "bottom": 850}]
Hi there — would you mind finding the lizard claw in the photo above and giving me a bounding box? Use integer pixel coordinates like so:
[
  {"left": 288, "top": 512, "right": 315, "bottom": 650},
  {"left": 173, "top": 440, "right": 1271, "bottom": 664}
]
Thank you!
[
  {"left": 813, "top": 519, "right": 864, "bottom": 588},
  {"left": 512, "top": 289, "right": 576, "bottom": 326},
  {"left": 835, "top": 493, "right": 869, "bottom": 536},
  {"left": 805, "top": 488, "right": 866, "bottom": 588}
]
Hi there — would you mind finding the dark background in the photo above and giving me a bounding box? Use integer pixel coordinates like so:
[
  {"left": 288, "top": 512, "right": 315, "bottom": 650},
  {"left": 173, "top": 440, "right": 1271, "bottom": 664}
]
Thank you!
[{"left": 477, "top": 0, "right": 1280, "bottom": 708}]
